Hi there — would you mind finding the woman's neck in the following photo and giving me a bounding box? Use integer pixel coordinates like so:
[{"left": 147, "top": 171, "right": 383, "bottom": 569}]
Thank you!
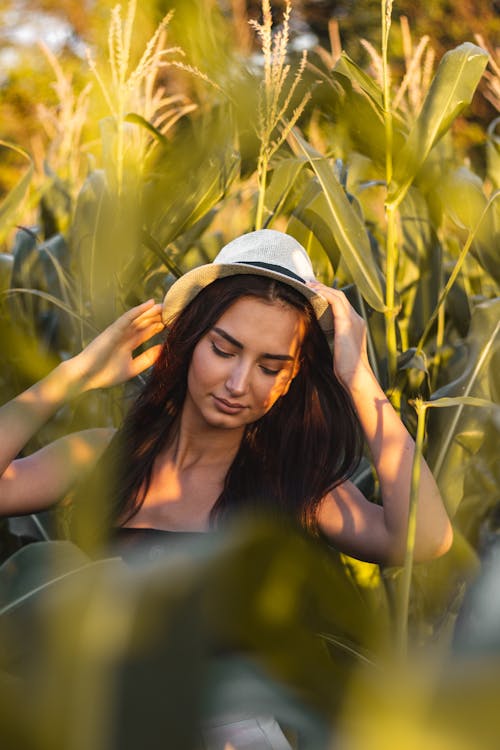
[{"left": 167, "top": 401, "right": 244, "bottom": 471}]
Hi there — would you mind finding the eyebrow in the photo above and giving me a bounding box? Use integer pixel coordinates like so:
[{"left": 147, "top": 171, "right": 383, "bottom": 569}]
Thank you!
[{"left": 212, "top": 326, "right": 295, "bottom": 361}]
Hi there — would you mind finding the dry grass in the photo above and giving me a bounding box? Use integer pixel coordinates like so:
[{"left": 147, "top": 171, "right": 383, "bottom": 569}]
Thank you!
[
  {"left": 475, "top": 33, "right": 500, "bottom": 111},
  {"left": 250, "top": 0, "right": 311, "bottom": 228},
  {"left": 85, "top": 0, "right": 196, "bottom": 193}
]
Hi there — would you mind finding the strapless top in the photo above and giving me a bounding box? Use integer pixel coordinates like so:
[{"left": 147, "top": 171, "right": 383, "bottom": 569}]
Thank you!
[{"left": 110, "top": 526, "right": 208, "bottom": 565}]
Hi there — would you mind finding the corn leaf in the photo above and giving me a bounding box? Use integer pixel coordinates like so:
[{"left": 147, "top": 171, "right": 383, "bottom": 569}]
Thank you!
[
  {"left": 0, "top": 141, "right": 34, "bottom": 237},
  {"left": 125, "top": 112, "right": 169, "bottom": 148},
  {"left": 0, "top": 287, "right": 97, "bottom": 332},
  {"left": 321, "top": 56, "right": 406, "bottom": 166},
  {"left": 399, "top": 188, "right": 442, "bottom": 344},
  {"left": 433, "top": 170, "right": 500, "bottom": 286},
  {"left": 473, "top": 190, "right": 500, "bottom": 287},
  {"left": 288, "top": 130, "right": 386, "bottom": 312},
  {"left": 438, "top": 167, "right": 487, "bottom": 232},
  {"left": 424, "top": 396, "right": 500, "bottom": 410},
  {"left": 147, "top": 109, "right": 240, "bottom": 253},
  {"left": 289, "top": 177, "right": 341, "bottom": 274},
  {"left": 486, "top": 116, "right": 500, "bottom": 190},
  {"left": 334, "top": 52, "right": 385, "bottom": 110},
  {"left": 428, "top": 298, "right": 500, "bottom": 486},
  {"left": 390, "top": 43, "right": 488, "bottom": 203},
  {"left": 264, "top": 157, "right": 308, "bottom": 224},
  {"left": 0, "top": 253, "right": 13, "bottom": 292}
]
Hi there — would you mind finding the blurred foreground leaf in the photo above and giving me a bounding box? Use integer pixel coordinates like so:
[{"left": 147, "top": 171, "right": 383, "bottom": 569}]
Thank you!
[
  {"left": 0, "top": 518, "right": 388, "bottom": 748},
  {"left": 0, "top": 141, "right": 33, "bottom": 241}
]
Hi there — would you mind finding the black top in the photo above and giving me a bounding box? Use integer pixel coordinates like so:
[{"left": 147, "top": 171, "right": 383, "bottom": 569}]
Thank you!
[{"left": 110, "top": 526, "right": 207, "bottom": 565}]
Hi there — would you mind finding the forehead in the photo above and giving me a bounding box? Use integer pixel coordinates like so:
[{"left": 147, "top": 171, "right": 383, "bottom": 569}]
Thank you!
[{"left": 214, "top": 297, "right": 304, "bottom": 355}]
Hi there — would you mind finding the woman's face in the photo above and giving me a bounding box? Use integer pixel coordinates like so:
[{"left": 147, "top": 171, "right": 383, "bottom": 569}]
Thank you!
[{"left": 184, "top": 296, "right": 305, "bottom": 431}]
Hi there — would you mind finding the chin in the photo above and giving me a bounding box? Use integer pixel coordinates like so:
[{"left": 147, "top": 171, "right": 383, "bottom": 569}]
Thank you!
[{"left": 199, "top": 407, "right": 246, "bottom": 430}]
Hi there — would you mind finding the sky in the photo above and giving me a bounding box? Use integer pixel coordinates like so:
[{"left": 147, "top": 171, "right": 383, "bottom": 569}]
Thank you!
[{"left": 0, "top": 1, "right": 86, "bottom": 71}]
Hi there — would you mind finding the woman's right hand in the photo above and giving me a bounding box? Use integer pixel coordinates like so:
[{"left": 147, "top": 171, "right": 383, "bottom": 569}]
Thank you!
[{"left": 69, "top": 300, "right": 165, "bottom": 392}]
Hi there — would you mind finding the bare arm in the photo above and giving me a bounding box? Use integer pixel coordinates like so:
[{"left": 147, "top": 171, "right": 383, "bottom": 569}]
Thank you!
[
  {"left": 0, "top": 428, "right": 115, "bottom": 516},
  {"left": 0, "top": 300, "right": 164, "bottom": 516},
  {"left": 307, "top": 283, "right": 453, "bottom": 565}
]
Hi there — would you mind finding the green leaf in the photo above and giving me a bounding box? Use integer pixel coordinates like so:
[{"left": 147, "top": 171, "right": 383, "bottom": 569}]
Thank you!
[
  {"left": 0, "top": 541, "right": 94, "bottom": 616},
  {"left": 289, "top": 176, "right": 341, "bottom": 274},
  {"left": 334, "top": 53, "right": 385, "bottom": 110},
  {"left": 0, "top": 141, "right": 34, "bottom": 237},
  {"left": 398, "top": 188, "right": 442, "bottom": 344},
  {"left": 390, "top": 43, "right": 488, "bottom": 203},
  {"left": 438, "top": 167, "right": 487, "bottom": 231},
  {"left": 288, "top": 130, "right": 386, "bottom": 312},
  {"left": 0, "top": 287, "right": 97, "bottom": 333},
  {"left": 147, "top": 107, "right": 240, "bottom": 252},
  {"left": 0, "top": 253, "right": 13, "bottom": 292},
  {"left": 472, "top": 190, "right": 500, "bottom": 286},
  {"left": 125, "top": 112, "right": 169, "bottom": 148},
  {"left": 140, "top": 230, "right": 183, "bottom": 278},
  {"left": 398, "top": 348, "right": 428, "bottom": 372},
  {"left": 486, "top": 116, "right": 500, "bottom": 190},
  {"left": 454, "top": 430, "right": 485, "bottom": 454},
  {"left": 427, "top": 298, "right": 500, "bottom": 484},
  {"left": 431, "top": 169, "right": 500, "bottom": 286},
  {"left": 264, "top": 157, "right": 307, "bottom": 223},
  {"left": 424, "top": 396, "right": 500, "bottom": 410},
  {"left": 316, "top": 55, "right": 406, "bottom": 166}
]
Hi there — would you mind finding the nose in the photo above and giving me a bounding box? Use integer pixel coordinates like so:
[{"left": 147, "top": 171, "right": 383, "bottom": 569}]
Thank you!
[{"left": 225, "top": 360, "right": 251, "bottom": 397}]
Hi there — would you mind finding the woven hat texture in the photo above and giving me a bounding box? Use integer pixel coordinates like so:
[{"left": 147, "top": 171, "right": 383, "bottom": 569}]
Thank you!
[{"left": 162, "top": 230, "right": 334, "bottom": 350}]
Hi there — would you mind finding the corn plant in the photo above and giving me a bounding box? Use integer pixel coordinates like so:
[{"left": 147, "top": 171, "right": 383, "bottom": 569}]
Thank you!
[
  {"left": 249, "top": 0, "right": 311, "bottom": 229},
  {"left": 237, "top": 1, "right": 498, "bottom": 654}
]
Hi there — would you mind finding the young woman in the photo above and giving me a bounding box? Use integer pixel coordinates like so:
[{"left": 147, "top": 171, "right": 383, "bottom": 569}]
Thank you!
[{"left": 0, "top": 229, "right": 452, "bottom": 565}]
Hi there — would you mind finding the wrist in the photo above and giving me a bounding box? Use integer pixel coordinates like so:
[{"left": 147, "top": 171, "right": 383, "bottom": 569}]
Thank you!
[
  {"left": 338, "top": 360, "right": 375, "bottom": 393},
  {"left": 55, "top": 356, "right": 93, "bottom": 398}
]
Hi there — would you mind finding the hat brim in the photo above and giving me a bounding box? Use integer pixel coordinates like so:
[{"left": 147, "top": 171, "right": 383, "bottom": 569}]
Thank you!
[{"left": 161, "top": 262, "right": 334, "bottom": 352}]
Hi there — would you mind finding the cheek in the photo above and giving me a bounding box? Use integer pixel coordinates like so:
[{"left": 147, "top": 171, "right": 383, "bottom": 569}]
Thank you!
[
  {"left": 258, "top": 373, "right": 292, "bottom": 410},
  {"left": 188, "top": 342, "right": 226, "bottom": 391},
  {"left": 187, "top": 345, "right": 211, "bottom": 392}
]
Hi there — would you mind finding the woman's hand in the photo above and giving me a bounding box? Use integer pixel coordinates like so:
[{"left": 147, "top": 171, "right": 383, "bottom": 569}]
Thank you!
[
  {"left": 306, "top": 282, "right": 370, "bottom": 387},
  {"left": 69, "top": 300, "right": 165, "bottom": 392},
  {"left": 308, "top": 282, "right": 453, "bottom": 564},
  {"left": 0, "top": 300, "right": 164, "bottom": 515}
]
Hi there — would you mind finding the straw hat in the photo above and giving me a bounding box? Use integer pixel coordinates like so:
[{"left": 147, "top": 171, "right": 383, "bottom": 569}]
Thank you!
[{"left": 162, "top": 230, "right": 334, "bottom": 351}]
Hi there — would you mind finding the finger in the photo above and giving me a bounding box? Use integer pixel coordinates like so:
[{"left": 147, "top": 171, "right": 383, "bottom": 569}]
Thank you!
[
  {"left": 306, "top": 283, "right": 354, "bottom": 314},
  {"left": 131, "top": 344, "right": 163, "bottom": 376},
  {"left": 131, "top": 321, "right": 166, "bottom": 349},
  {"left": 133, "top": 311, "right": 165, "bottom": 334},
  {"left": 306, "top": 281, "right": 348, "bottom": 299},
  {"left": 124, "top": 298, "right": 156, "bottom": 319},
  {"left": 130, "top": 302, "right": 164, "bottom": 326}
]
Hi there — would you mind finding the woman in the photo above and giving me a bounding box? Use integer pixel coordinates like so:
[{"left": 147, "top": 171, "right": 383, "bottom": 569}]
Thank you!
[
  {"left": 0, "top": 229, "right": 452, "bottom": 563},
  {"left": 0, "top": 229, "right": 453, "bottom": 750}
]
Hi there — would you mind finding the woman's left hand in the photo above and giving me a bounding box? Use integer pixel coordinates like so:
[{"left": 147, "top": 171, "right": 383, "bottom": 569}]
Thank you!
[{"left": 306, "top": 281, "right": 371, "bottom": 387}]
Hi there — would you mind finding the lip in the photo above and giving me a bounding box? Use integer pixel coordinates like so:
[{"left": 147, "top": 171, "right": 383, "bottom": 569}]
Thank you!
[{"left": 212, "top": 396, "right": 246, "bottom": 413}]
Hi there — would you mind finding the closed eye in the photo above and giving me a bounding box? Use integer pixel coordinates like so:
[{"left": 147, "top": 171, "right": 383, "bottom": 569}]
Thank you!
[
  {"left": 211, "top": 342, "right": 233, "bottom": 358},
  {"left": 260, "top": 365, "right": 281, "bottom": 376},
  {"left": 212, "top": 342, "right": 282, "bottom": 375}
]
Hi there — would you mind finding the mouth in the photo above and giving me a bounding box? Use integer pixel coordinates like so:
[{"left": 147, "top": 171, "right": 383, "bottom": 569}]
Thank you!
[{"left": 212, "top": 396, "right": 247, "bottom": 413}]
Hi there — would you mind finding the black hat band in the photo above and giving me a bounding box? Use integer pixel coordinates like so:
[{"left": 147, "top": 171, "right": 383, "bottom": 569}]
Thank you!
[{"left": 236, "top": 261, "right": 306, "bottom": 284}]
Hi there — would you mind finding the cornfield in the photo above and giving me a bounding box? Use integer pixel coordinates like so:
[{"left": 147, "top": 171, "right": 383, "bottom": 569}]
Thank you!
[{"left": 0, "top": 1, "right": 499, "bottom": 747}]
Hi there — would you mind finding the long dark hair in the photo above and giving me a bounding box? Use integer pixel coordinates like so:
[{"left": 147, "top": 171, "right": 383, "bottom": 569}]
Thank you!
[{"left": 69, "top": 275, "right": 363, "bottom": 548}]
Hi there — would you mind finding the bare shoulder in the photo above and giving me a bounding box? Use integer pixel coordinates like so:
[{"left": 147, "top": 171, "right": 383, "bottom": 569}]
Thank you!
[{"left": 0, "top": 427, "right": 117, "bottom": 517}]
